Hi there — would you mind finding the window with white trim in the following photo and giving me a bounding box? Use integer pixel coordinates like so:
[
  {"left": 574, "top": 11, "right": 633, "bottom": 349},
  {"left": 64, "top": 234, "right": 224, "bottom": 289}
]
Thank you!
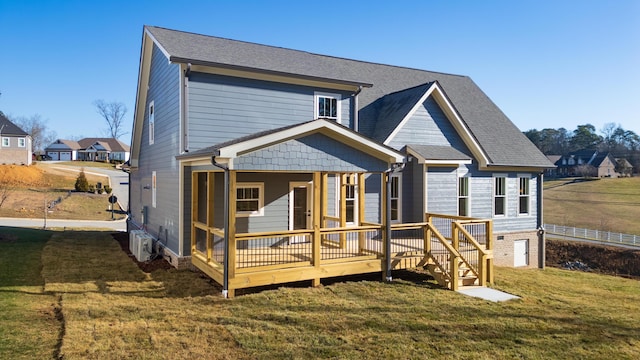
[
  {"left": 519, "top": 176, "right": 530, "bottom": 215},
  {"left": 458, "top": 177, "right": 469, "bottom": 217},
  {"left": 494, "top": 176, "right": 506, "bottom": 216},
  {"left": 344, "top": 175, "right": 356, "bottom": 223},
  {"left": 152, "top": 171, "right": 157, "bottom": 208},
  {"left": 236, "top": 183, "right": 264, "bottom": 217},
  {"left": 1, "top": 137, "right": 9, "bottom": 147},
  {"left": 314, "top": 92, "right": 341, "bottom": 123},
  {"left": 390, "top": 175, "right": 401, "bottom": 222},
  {"left": 148, "top": 101, "right": 155, "bottom": 145},
  {"left": 18, "top": 138, "right": 26, "bottom": 148}
]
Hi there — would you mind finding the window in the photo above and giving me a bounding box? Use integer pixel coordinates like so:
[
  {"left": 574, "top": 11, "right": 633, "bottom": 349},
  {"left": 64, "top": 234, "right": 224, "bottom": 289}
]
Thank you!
[
  {"left": 148, "top": 101, "right": 155, "bottom": 145},
  {"left": 519, "top": 177, "right": 530, "bottom": 214},
  {"left": 344, "top": 175, "right": 356, "bottom": 223},
  {"left": 390, "top": 175, "right": 401, "bottom": 222},
  {"left": 1, "top": 137, "right": 9, "bottom": 147},
  {"left": 494, "top": 176, "right": 506, "bottom": 216},
  {"left": 152, "top": 171, "right": 157, "bottom": 208},
  {"left": 18, "top": 138, "right": 26, "bottom": 147},
  {"left": 458, "top": 177, "right": 469, "bottom": 217},
  {"left": 314, "top": 92, "right": 341, "bottom": 123},
  {"left": 236, "top": 183, "right": 264, "bottom": 216}
]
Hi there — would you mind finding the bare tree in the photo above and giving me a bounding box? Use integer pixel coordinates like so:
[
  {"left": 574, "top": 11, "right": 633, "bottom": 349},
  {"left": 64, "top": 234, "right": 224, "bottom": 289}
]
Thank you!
[
  {"left": 94, "top": 100, "right": 128, "bottom": 139},
  {"left": 10, "top": 114, "right": 57, "bottom": 154}
]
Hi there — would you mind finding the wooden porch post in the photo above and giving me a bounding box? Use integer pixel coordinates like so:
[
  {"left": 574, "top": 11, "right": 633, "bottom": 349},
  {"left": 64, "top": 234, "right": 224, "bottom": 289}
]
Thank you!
[
  {"left": 312, "top": 172, "right": 321, "bottom": 287},
  {"left": 486, "top": 220, "right": 494, "bottom": 285},
  {"left": 206, "top": 172, "right": 214, "bottom": 262},
  {"left": 339, "top": 173, "right": 347, "bottom": 248},
  {"left": 451, "top": 225, "right": 460, "bottom": 291},
  {"left": 357, "top": 172, "right": 366, "bottom": 253},
  {"left": 191, "top": 172, "right": 197, "bottom": 255}
]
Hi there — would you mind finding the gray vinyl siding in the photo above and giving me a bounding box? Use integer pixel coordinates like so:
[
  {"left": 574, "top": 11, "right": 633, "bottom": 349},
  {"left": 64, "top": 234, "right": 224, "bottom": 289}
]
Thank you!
[
  {"left": 402, "top": 158, "right": 425, "bottom": 223},
  {"left": 187, "top": 73, "right": 353, "bottom": 150},
  {"left": 364, "top": 173, "right": 382, "bottom": 224},
  {"left": 234, "top": 133, "right": 389, "bottom": 173},
  {"left": 386, "top": 97, "right": 471, "bottom": 154},
  {"left": 130, "top": 43, "right": 182, "bottom": 255},
  {"left": 425, "top": 167, "right": 458, "bottom": 215}
]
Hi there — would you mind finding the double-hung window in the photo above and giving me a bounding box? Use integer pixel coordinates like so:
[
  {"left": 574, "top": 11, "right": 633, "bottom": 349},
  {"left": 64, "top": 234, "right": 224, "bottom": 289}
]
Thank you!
[
  {"left": 237, "top": 183, "right": 264, "bottom": 217},
  {"left": 390, "top": 175, "right": 401, "bottom": 222},
  {"left": 494, "top": 176, "right": 506, "bottom": 216},
  {"left": 458, "top": 177, "right": 469, "bottom": 217},
  {"left": 18, "top": 138, "right": 26, "bottom": 147},
  {"left": 519, "top": 176, "right": 530, "bottom": 215},
  {"left": 314, "top": 92, "right": 341, "bottom": 123},
  {"left": 344, "top": 175, "right": 356, "bottom": 224},
  {"left": 1, "top": 137, "right": 9, "bottom": 147}
]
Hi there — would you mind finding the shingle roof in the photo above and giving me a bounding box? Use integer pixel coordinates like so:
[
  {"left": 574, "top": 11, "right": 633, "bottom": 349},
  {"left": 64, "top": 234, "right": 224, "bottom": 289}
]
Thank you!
[
  {"left": 146, "top": 26, "right": 553, "bottom": 168},
  {"left": 77, "top": 138, "right": 130, "bottom": 152},
  {"left": 0, "top": 112, "right": 29, "bottom": 136},
  {"left": 406, "top": 144, "right": 472, "bottom": 161}
]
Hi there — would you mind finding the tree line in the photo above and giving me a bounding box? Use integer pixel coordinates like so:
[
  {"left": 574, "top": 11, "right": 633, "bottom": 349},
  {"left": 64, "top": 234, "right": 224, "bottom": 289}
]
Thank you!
[{"left": 524, "top": 123, "right": 640, "bottom": 172}]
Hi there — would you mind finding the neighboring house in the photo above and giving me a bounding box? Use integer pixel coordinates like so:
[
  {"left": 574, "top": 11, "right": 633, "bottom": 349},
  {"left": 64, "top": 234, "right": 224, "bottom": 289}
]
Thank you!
[
  {"left": 545, "top": 155, "right": 561, "bottom": 177},
  {"left": 0, "top": 112, "right": 32, "bottom": 165},
  {"left": 555, "top": 150, "right": 618, "bottom": 177},
  {"left": 77, "top": 138, "right": 130, "bottom": 162},
  {"left": 44, "top": 138, "right": 130, "bottom": 162},
  {"left": 615, "top": 158, "right": 633, "bottom": 177},
  {"left": 44, "top": 139, "right": 81, "bottom": 161},
  {"left": 128, "top": 26, "right": 554, "bottom": 296}
]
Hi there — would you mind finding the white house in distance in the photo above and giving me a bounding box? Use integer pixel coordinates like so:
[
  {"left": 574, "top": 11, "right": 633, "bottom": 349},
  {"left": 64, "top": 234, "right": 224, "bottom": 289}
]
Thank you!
[{"left": 44, "top": 137, "right": 130, "bottom": 162}]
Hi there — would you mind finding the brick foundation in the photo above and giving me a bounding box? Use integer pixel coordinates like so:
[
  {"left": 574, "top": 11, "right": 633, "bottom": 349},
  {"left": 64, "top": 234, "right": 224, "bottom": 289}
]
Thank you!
[{"left": 493, "top": 230, "right": 542, "bottom": 268}]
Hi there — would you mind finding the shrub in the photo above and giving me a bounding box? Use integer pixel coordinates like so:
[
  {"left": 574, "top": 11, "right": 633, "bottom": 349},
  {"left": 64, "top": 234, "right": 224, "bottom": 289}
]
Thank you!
[
  {"left": 104, "top": 185, "right": 112, "bottom": 194},
  {"left": 88, "top": 184, "right": 95, "bottom": 193},
  {"left": 74, "top": 170, "right": 89, "bottom": 192},
  {"left": 97, "top": 188, "right": 104, "bottom": 194}
]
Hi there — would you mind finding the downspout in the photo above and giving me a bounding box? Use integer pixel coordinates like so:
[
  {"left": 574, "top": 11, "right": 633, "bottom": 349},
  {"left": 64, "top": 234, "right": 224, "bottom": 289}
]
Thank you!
[
  {"left": 537, "top": 172, "right": 545, "bottom": 269},
  {"left": 183, "top": 63, "right": 191, "bottom": 153},
  {"left": 212, "top": 155, "right": 230, "bottom": 298},
  {"left": 352, "top": 86, "right": 362, "bottom": 131},
  {"left": 384, "top": 161, "right": 406, "bottom": 282}
]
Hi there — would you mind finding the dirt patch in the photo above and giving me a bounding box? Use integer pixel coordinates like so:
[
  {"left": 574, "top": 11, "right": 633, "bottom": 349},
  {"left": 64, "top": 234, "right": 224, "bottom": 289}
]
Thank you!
[
  {"left": 111, "top": 231, "right": 173, "bottom": 272},
  {"left": 546, "top": 239, "right": 640, "bottom": 278}
]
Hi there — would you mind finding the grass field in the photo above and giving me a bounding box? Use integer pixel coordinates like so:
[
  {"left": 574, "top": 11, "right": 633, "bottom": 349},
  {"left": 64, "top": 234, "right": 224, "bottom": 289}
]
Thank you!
[
  {"left": 544, "top": 177, "right": 640, "bottom": 235},
  {"left": 1, "top": 227, "right": 639, "bottom": 359},
  {"left": 0, "top": 164, "right": 124, "bottom": 220}
]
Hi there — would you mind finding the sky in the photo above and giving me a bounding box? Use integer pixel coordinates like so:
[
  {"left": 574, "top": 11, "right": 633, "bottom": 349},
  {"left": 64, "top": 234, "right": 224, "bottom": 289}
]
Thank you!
[{"left": 1, "top": 0, "right": 638, "bottom": 147}]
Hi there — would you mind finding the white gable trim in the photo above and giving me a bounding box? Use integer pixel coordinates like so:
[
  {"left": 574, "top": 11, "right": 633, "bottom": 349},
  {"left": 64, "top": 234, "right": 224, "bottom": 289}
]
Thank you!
[
  {"left": 216, "top": 119, "right": 404, "bottom": 168},
  {"left": 383, "top": 82, "right": 490, "bottom": 167}
]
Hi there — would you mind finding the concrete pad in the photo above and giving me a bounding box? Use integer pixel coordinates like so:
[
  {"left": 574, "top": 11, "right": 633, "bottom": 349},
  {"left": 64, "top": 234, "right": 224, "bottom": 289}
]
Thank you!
[{"left": 457, "top": 287, "right": 520, "bottom": 302}]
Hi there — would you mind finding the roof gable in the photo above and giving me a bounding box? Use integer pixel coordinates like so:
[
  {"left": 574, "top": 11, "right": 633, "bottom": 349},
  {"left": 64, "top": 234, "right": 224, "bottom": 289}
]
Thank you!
[
  {"left": 0, "top": 112, "right": 29, "bottom": 136},
  {"left": 178, "top": 119, "right": 404, "bottom": 169}
]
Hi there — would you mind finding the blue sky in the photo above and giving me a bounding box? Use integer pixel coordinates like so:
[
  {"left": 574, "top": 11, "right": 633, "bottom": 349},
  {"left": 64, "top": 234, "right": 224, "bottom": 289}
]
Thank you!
[{"left": 1, "top": 0, "right": 638, "bottom": 146}]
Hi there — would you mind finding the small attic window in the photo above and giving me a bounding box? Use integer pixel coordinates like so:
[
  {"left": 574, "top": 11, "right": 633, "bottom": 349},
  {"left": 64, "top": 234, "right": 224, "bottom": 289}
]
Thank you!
[{"left": 314, "top": 92, "right": 341, "bottom": 124}]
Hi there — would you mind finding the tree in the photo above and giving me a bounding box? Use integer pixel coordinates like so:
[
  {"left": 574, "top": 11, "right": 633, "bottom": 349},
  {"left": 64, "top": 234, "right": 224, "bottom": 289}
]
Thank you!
[
  {"left": 10, "top": 114, "right": 57, "bottom": 154},
  {"left": 569, "top": 124, "right": 601, "bottom": 152},
  {"left": 94, "top": 100, "right": 128, "bottom": 139},
  {"left": 74, "top": 169, "right": 89, "bottom": 192}
]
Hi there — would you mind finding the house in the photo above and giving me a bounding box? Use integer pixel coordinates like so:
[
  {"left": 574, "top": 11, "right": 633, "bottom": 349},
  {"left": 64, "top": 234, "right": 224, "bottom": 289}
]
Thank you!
[
  {"left": 545, "top": 155, "right": 561, "bottom": 177},
  {"left": 555, "top": 150, "right": 618, "bottom": 177},
  {"left": 44, "top": 139, "right": 81, "bottom": 161},
  {"left": 128, "top": 26, "right": 554, "bottom": 296},
  {"left": 0, "top": 112, "right": 32, "bottom": 165},
  {"left": 77, "top": 138, "right": 130, "bottom": 162},
  {"left": 615, "top": 158, "right": 633, "bottom": 177},
  {"left": 44, "top": 138, "right": 130, "bottom": 162}
]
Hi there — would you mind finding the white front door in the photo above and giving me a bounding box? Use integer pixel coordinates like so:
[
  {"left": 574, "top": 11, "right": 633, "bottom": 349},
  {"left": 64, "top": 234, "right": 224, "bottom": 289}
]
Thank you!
[
  {"left": 289, "top": 181, "right": 313, "bottom": 244},
  {"left": 514, "top": 239, "right": 529, "bottom": 267}
]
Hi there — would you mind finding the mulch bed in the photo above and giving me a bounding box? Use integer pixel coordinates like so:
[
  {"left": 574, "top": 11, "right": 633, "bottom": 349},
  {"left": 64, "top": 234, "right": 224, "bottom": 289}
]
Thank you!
[{"left": 111, "top": 231, "right": 173, "bottom": 272}]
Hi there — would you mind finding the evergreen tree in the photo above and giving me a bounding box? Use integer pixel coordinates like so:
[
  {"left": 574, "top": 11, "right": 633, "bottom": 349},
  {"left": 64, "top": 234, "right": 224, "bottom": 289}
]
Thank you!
[{"left": 74, "top": 170, "right": 89, "bottom": 192}]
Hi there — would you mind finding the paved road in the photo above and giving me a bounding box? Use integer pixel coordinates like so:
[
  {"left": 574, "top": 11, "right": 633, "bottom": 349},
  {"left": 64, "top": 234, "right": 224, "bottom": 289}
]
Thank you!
[{"left": 0, "top": 217, "right": 126, "bottom": 231}]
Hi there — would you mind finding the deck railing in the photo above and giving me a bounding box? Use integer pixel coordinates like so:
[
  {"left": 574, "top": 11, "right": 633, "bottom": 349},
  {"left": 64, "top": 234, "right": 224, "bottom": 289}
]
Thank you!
[{"left": 191, "top": 213, "right": 492, "bottom": 294}]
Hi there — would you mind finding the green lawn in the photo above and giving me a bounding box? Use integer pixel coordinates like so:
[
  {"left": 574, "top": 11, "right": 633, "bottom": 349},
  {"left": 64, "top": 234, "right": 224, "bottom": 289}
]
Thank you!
[
  {"left": 545, "top": 177, "right": 640, "bottom": 235},
  {"left": 1, "top": 227, "right": 639, "bottom": 359}
]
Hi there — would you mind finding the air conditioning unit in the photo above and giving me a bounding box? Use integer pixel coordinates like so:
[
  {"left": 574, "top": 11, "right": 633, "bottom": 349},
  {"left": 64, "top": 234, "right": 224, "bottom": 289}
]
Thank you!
[
  {"left": 135, "top": 233, "right": 154, "bottom": 262},
  {"left": 129, "top": 230, "right": 144, "bottom": 255}
]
